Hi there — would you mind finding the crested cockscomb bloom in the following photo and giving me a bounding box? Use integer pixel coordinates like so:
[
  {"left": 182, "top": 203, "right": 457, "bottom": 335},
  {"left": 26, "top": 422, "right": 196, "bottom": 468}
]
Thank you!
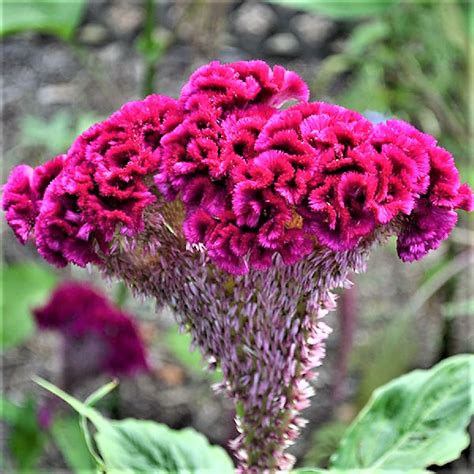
[
  {"left": 3, "top": 61, "right": 473, "bottom": 472},
  {"left": 180, "top": 60, "right": 309, "bottom": 112},
  {"left": 2, "top": 155, "right": 65, "bottom": 244},
  {"left": 369, "top": 119, "right": 473, "bottom": 261},
  {"left": 34, "top": 281, "right": 148, "bottom": 376},
  {"left": 30, "top": 95, "right": 182, "bottom": 267}
]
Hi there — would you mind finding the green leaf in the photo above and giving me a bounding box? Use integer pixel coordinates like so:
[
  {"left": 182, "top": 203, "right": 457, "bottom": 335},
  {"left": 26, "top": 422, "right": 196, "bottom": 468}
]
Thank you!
[
  {"left": 35, "top": 378, "right": 235, "bottom": 473},
  {"left": 96, "top": 419, "right": 234, "bottom": 473},
  {"left": 50, "top": 416, "right": 96, "bottom": 474},
  {"left": 20, "top": 111, "right": 103, "bottom": 156},
  {"left": 348, "top": 20, "right": 390, "bottom": 55},
  {"left": 0, "top": 0, "right": 86, "bottom": 40},
  {"left": 441, "top": 298, "right": 474, "bottom": 319},
  {"left": 1, "top": 262, "right": 57, "bottom": 351},
  {"left": 292, "top": 469, "right": 430, "bottom": 473},
  {"left": 268, "top": 0, "right": 399, "bottom": 19},
  {"left": 0, "top": 396, "right": 22, "bottom": 423},
  {"left": 6, "top": 397, "right": 45, "bottom": 472},
  {"left": 331, "top": 355, "right": 474, "bottom": 469},
  {"left": 303, "top": 421, "right": 349, "bottom": 468},
  {"left": 165, "top": 325, "right": 223, "bottom": 383}
]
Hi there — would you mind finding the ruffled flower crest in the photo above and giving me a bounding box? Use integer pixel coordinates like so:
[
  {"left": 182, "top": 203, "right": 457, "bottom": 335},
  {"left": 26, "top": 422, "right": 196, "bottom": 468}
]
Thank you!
[{"left": 2, "top": 61, "right": 472, "bottom": 473}]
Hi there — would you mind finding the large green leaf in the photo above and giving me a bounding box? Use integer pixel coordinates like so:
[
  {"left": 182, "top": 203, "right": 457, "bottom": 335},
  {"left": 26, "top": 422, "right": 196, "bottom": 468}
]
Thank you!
[
  {"left": 3, "top": 397, "right": 46, "bottom": 472},
  {"left": 331, "top": 355, "right": 474, "bottom": 469},
  {"left": 292, "top": 470, "right": 429, "bottom": 474},
  {"left": 269, "top": 0, "right": 399, "bottom": 19},
  {"left": 0, "top": 0, "right": 86, "bottom": 40},
  {"left": 303, "top": 421, "right": 349, "bottom": 468},
  {"left": 0, "top": 262, "right": 57, "bottom": 351},
  {"left": 96, "top": 419, "right": 234, "bottom": 473},
  {"left": 35, "top": 378, "right": 235, "bottom": 473},
  {"left": 51, "top": 416, "right": 96, "bottom": 474}
]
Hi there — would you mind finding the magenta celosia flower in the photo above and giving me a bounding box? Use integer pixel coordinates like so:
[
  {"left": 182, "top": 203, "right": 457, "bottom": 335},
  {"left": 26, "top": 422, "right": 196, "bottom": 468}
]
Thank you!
[
  {"left": 34, "top": 281, "right": 148, "bottom": 376},
  {"left": 250, "top": 102, "right": 379, "bottom": 252},
  {"left": 180, "top": 60, "right": 309, "bottom": 112},
  {"left": 29, "top": 95, "right": 182, "bottom": 267},
  {"left": 369, "top": 119, "right": 473, "bottom": 261},
  {"left": 3, "top": 61, "right": 473, "bottom": 472},
  {"left": 2, "top": 155, "right": 65, "bottom": 243},
  {"left": 396, "top": 198, "right": 458, "bottom": 262}
]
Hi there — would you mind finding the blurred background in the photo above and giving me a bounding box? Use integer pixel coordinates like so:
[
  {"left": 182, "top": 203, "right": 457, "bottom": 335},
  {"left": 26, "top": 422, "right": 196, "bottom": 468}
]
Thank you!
[{"left": 1, "top": 0, "right": 473, "bottom": 472}]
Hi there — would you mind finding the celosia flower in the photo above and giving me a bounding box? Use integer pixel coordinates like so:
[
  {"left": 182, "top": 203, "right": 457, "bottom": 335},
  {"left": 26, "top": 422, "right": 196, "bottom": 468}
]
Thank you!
[
  {"left": 370, "top": 119, "right": 473, "bottom": 261},
  {"left": 180, "top": 60, "right": 309, "bottom": 111},
  {"left": 254, "top": 102, "right": 379, "bottom": 252},
  {"left": 2, "top": 155, "right": 65, "bottom": 243},
  {"left": 22, "top": 95, "right": 182, "bottom": 267},
  {"left": 3, "top": 61, "right": 473, "bottom": 473},
  {"left": 396, "top": 198, "right": 458, "bottom": 262},
  {"left": 34, "top": 281, "right": 148, "bottom": 376},
  {"left": 2, "top": 164, "right": 36, "bottom": 244}
]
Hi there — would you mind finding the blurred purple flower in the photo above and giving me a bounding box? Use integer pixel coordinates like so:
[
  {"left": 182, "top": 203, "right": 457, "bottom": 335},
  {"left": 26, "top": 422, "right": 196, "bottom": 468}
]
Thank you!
[{"left": 34, "top": 281, "right": 149, "bottom": 378}]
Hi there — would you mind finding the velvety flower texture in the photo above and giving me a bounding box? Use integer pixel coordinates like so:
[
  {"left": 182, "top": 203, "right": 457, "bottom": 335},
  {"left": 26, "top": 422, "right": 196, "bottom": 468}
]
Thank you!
[
  {"left": 2, "top": 155, "right": 65, "bottom": 244},
  {"left": 3, "top": 62, "right": 471, "bottom": 273},
  {"left": 7, "top": 95, "right": 182, "bottom": 267},
  {"left": 2, "top": 60, "right": 473, "bottom": 473},
  {"left": 370, "top": 119, "right": 473, "bottom": 260},
  {"left": 34, "top": 281, "right": 148, "bottom": 376}
]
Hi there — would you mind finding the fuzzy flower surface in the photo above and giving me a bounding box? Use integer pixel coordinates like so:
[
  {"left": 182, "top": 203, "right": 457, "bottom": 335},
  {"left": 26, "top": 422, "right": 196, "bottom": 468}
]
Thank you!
[
  {"left": 3, "top": 60, "right": 473, "bottom": 473},
  {"left": 3, "top": 62, "right": 471, "bottom": 273},
  {"left": 2, "top": 155, "right": 65, "bottom": 244}
]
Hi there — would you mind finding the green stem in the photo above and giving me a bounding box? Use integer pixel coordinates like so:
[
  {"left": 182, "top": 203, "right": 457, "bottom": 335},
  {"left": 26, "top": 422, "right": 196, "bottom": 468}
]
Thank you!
[
  {"left": 142, "top": 0, "right": 157, "bottom": 97},
  {"left": 115, "top": 282, "right": 128, "bottom": 308}
]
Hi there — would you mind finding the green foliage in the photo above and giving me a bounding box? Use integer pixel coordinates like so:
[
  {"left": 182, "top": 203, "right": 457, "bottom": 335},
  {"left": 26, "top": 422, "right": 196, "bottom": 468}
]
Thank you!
[
  {"left": 95, "top": 419, "right": 234, "bottom": 473},
  {"left": 0, "top": 396, "right": 45, "bottom": 472},
  {"left": 292, "top": 470, "right": 428, "bottom": 474},
  {"left": 441, "top": 298, "right": 474, "bottom": 319},
  {"left": 350, "top": 313, "right": 416, "bottom": 409},
  {"left": 136, "top": 30, "right": 167, "bottom": 65},
  {"left": 35, "top": 377, "right": 235, "bottom": 473},
  {"left": 0, "top": 0, "right": 86, "bottom": 40},
  {"left": 165, "top": 324, "right": 223, "bottom": 383},
  {"left": 0, "top": 262, "right": 57, "bottom": 351},
  {"left": 0, "top": 395, "right": 21, "bottom": 424},
  {"left": 330, "top": 355, "right": 473, "bottom": 470},
  {"left": 50, "top": 416, "right": 96, "bottom": 473},
  {"left": 137, "top": 0, "right": 169, "bottom": 97},
  {"left": 303, "top": 421, "right": 349, "bottom": 468},
  {"left": 33, "top": 356, "right": 471, "bottom": 473},
  {"left": 20, "top": 111, "right": 103, "bottom": 157},
  {"left": 269, "top": 0, "right": 399, "bottom": 19}
]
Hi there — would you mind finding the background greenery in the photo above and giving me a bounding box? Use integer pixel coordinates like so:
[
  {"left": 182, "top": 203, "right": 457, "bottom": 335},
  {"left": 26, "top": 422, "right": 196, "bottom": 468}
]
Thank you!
[{"left": 1, "top": 1, "right": 473, "bottom": 472}]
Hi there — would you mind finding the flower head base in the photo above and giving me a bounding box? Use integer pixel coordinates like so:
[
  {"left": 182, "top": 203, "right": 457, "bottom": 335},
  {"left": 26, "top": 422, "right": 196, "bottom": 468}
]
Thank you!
[
  {"left": 34, "top": 281, "right": 148, "bottom": 376},
  {"left": 2, "top": 60, "right": 473, "bottom": 472}
]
